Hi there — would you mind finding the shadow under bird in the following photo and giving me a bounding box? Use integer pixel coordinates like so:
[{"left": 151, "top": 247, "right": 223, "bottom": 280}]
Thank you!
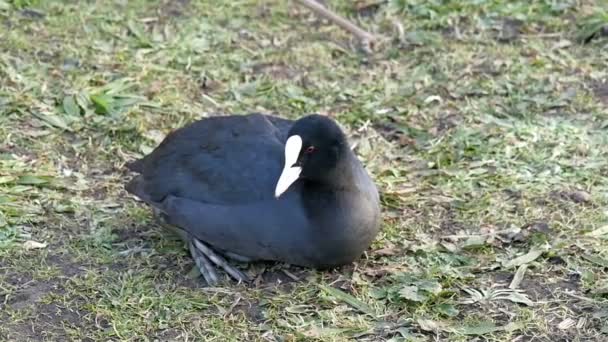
[{"left": 125, "top": 113, "right": 381, "bottom": 285}]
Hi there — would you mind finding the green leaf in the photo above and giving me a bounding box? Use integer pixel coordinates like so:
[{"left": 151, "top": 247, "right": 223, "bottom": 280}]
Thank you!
[
  {"left": 76, "top": 91, "right": 91, "bottom": 112},
  {"left": 591, "top": 284, "right": 608, "bottom": 296},
  {"left": 404, "top": 31, "right": 441, "bottom": 46},
  {"left": 399, "top": 285, "right": 427, "bottom": 302},
  {"left": 0, "top": 211, "right": 7, "bottom": 228},
  {"left": 285, "top": 305, "right": 313, "bottom": 313},
  {"left": 387, "top": 327, "right": 418, "bottom": 341},
  {"left": 463, "top": 235, "right": 486, "bottom": 249},
  {"left": 593, "top": 307, "right": 608, "bottom": 319},
  {"left": 303, "top": 326, "right": 350, "bottom": 338},
  {"left": 503, "top": 291, "right": 534, "bottom": 306},
  {"left": 17, "top": 175, "right": 50, "bottom": 185},
  {"left": 417, "top": 280, "right": 442, "bottom": 295},
  {"left": 417, "top": 318, "right": 451, "bottom": 333},
  {"left": 436, "top": 303, "right": 459, "bottom": 317},
  {"left": 112, "top": 96, "right": 142, "bottom": 109},
  {"left": 90, "top": 94, "right": 113, "bottom": 114},
  {"left": 100, "top": 79, "right": 136, "bottom": 96},
  {"left": 582, "top": 254, "right": 608, "bottom": 268},
  {"left": 587, "top": 225, "right": 608, "bottom": 237},
  {"left": 231, "top": 82, "right": 257, "bottom": 101},
  {"left": 127, "top": 20, "right": 153, "bottom": 47},
  {"left": 189, "top": 37, "right": 210, "bottom": 53},
  {"left": 139, "top": 143, "right": 153, "bottom": 155},
  {"left": 369, "top": 287, "right": 387, "bottom": 299},
  {"left": 576, "top": 12, "right": 608, "bottom": 43},
  {"left": 459, "top": 321, "right": 498, "bottom": 335},
  {"left": 53, "top": 203, "right": 75, "bottom": 213},
  {"left": 503, "top": 247, "right": 544, "bottom": 269},
  {"left": 458, "top": 321, "right": 523, "bottom": 336},
  {"left": 0, "top": 176, "right": 15, "bottom": 184},
  {"left": 582, "top": 269, "right": 596, "bottom": 283},
  {"left": 138, "top": 101, "right": 162, "bottom": 109},
  {"left": 318, "top": 284, "right": 376, "bottom": 316},
  {"left": 509, "top": 264, "right": 528, "bottom": 289},
  {"left": 31, "top": 111, "right": 72, "bottom": 131},
  {"left": 62, "top": 95, "right": 80, "bottom": 116}
]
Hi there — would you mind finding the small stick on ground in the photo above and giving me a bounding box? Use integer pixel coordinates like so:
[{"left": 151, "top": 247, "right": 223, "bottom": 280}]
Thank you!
[{"left": 294, "top": 0, "right": 376, "bottom": 49}]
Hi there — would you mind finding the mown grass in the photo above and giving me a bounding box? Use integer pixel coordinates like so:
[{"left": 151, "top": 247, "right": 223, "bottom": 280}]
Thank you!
[{"left": 1, "top": 0, "right": 607, "bottom": 341}]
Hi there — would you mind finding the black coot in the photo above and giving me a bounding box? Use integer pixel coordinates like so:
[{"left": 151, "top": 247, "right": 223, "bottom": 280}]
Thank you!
[{"left": 126, "top": 113, "right": 381, "bottom": 284}]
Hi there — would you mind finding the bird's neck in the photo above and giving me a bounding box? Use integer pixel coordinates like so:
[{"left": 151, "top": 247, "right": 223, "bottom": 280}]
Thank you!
[{"left": 303, "top": 152, "right": 361, "bottom": 194}]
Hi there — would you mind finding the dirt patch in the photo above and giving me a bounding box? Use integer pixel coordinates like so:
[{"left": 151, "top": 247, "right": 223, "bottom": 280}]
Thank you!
[
  {"left": 46, "top": 252, "right": 84, "bottom": 278},
  {"left": 593, "top": 82, "right": 608, "bottom": 106},
  {"left": 0, "top": 139, "right": 39, "bottom": 161},
  {"left": 151, "top": 255, "right": 207, "bottom": 290},
  {"left": 519, "top": 277, "right": 561, "bottom": 302},
  {"left": 472, "top": 271, "right": 603, "bottom": 339},
  {"left": 158, "top": 0, "right": 191, "bottom": 18},
  {"left": 531, "top": 190, "right": 593, "bottom": 216},
  {"left": 5, "top": 281, "right": 60, "bottom": 311},
  {"left": 355, "top": 1, "right": 386, "bottom": 18},
  {"left": 231, "top": 300, "right": 266, "bottom": 323},
  {"left": 154, "top": 328, "right": 184, "bottom": 341},
  {"left": 113, "top": 222, "right": 151, "bottom": 243},
  {"left": 557, "top": 190, "right": 593, "bottom": 204},
  {"left": 19, "top": 8, "right": 45, "bottom": 20},
  {"left": 1, "top": 253, "right": 83, "bottom": 311},
  {"left": 0, "top": 272, "right": 33, "bottom": 309},
  {"left": 248, "top": 62, "right": 300, "bottom": 81},
  {"left": 1, "top": 302, "right": 94, "bottom": 342},
  {"left": 486, "top": 269, "right": 583, "bottom": 303},
  {"left": 495, "top": 18, "right": 524, "bottom": 43},
  {"left": 0, "top": 252, "right": 95, "bottom": 341},
  {"left": 523, "top": 221, "right": 553, "bottom": 235},
  {"left": 438, "top": 205, "right": 466, "bottom": 236},
  {"left": 581, "top": 25, "right": 608, "bottom": 44},
  {"left": 253, "top": 264, "right": 311, "bottom": 288},
  {"left": 372, "top": 120, "right": 418, "bottom": 148},
  {"left": 431, "top": 112, "right": 462, "bottom": 135}
]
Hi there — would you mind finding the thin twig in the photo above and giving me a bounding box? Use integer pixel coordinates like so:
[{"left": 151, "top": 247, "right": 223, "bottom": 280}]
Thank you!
[
  {"left": 281, "top": 269, "right": 300, "bottom": 281},
  {"left": 294, "top": 0, "right": 376, "bottom": 44}
]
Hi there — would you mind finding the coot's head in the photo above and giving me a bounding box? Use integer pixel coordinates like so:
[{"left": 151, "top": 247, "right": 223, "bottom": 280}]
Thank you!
[{"left": 275, "top": 114, "right": 349, "bottom": 198}]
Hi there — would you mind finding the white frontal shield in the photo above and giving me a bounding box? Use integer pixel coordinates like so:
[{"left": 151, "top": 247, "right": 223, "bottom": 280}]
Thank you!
[{"left": 275, "top": 135, "right": 303, "bottom": 198}]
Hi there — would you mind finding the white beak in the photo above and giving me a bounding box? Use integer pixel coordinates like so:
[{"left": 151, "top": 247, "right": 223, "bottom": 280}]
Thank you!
[{"left": 275, "top": 135, "right": 302, "bottom": 198}]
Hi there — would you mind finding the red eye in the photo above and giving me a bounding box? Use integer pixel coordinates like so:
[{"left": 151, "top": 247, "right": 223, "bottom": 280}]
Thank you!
[{"left": 305, "top": 146, "right": 315, "bottom": 154}]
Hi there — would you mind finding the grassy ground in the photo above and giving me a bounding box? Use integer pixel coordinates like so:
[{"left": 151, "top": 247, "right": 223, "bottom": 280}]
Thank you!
[{"left": 1, "top": 0, "right": 607, "bottom": 340}]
